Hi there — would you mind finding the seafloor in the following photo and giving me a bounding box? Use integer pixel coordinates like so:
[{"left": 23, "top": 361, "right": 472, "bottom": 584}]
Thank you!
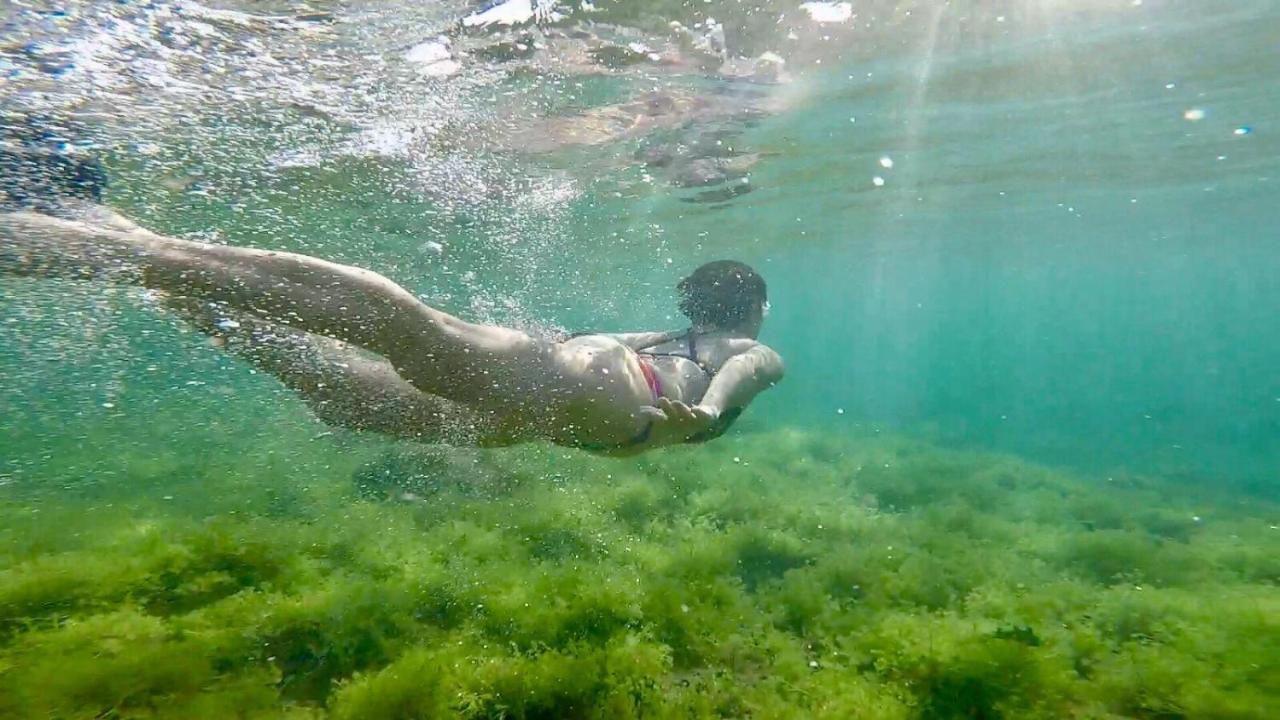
[{"left": 1, "top": 419, "right": 1275, "bottom": 719}]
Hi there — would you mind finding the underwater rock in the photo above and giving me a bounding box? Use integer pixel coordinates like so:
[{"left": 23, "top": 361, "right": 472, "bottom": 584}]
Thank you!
[
  {"left": 718, "top": 51, "right": 791, "bottom": 84},
  {"left": 503, "top": 80, "right": 779, "bottom": 155},
  {"left": 667, "top": 18, "right": 727, "bottom": 70},
  {"left": 680, "top": 180, "right": 754, "bottom": 204},
  {"left": 718, "top": 152, "right": 762, "bottom": 175},
  {"left": 636, "top": 129, "right": 763, "bottom": 192},
  {"left": 467, "top": 31, "right": 540, "bottom": 63},
  {"left": 404, "top": 37, "right": 462, "bottom": 77},
  {"left": 635, "top": 143, "right": 676, "bottom": 168},
  {"left": 293, "top": 11, "right": 335, "bottom": 24},
  {"left": 670, "top": 157, "right": 732, "bottom": 187},
  {"left": 453, "top": 13, "right": 796, "bottom": 83},
  {"left": 456, "top": 21, "right": 697, "bottom": 76},
  {"left": 442, "top": 11, "right": 791, "bottom": 206},
  {"left": 586, "top": 42, "right": 654, "bottom": 69},
  {"left": 285, "top": 100, "right": 336, "bottom": 121},
  {"left": 178, "top": 3, "right": 340, "bottom": 34},
  {"left": 494, "top": 83, "right": 770, "bottom": 204},
  {"left": 502, "top": 89, "right": 715, "bottom": 152},
  {"left": 666, "top": 152, "right": 760, "bottom": 188}
]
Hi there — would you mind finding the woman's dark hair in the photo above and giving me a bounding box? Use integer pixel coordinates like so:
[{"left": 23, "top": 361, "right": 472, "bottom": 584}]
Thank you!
[{"left": 677, "top": 260, "right": 767, "bottom": 328}]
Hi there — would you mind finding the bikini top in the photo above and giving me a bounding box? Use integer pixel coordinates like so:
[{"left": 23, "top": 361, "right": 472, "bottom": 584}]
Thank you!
[
  {"left": 565, "top": 328, "right": 743, "bottom": 450},
  {"left": 635, "top": 329, "right": 742, "bottom": 443},
  {"left": 634, "top": 329, "right": 715, "bottom": 379}
]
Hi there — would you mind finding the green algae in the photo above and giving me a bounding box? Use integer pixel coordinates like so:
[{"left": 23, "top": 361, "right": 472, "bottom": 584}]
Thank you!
[{"left": 0, "top": 428, "right": 1276, "bottom": 719}]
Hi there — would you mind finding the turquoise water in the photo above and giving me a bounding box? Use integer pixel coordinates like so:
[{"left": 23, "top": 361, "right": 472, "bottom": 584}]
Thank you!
[
  {"left": 2, "top": 1, "right": 1279, "bottom": 717},
  {"left": 748, "top": 0, "right": 1280, "bottom": 486},
  {"left": 8, "top": 0, "right": 1274, "bottom": 485}
]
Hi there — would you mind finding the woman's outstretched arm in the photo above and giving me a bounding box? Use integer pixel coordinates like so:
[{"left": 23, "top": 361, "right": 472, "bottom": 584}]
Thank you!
[
  {"left": 695, "top": 344, "right": 785, "bottom": 418},
  {"left": 637, "top": 343, "right": 784, "bottom": 448}
]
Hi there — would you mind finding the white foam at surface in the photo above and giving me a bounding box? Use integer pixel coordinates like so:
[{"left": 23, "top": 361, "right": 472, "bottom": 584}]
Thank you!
[
  {"left": 463, "top": 0, "right": 537, "bottom": 28},
  {"left": 800, "top": 2, "right": 854, "bottom": 23},
  {"left": 405, "top": 38, "right": 450, "bottom": 65},
  {"left": 405, "top": 38, "right": 460, "bottom": 76}
]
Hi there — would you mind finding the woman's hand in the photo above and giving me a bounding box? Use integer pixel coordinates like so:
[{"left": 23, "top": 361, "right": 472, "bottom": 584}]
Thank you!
[{"left": 640, "top": 397, "right": 719, "bottom": 443}]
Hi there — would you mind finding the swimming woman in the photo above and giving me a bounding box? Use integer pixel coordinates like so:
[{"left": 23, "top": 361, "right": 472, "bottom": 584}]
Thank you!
[{"left": 0, "top": 137, "right": 783, "bottom": 455}]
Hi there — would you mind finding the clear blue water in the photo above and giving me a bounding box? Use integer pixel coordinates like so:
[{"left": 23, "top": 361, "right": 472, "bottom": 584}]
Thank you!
[
  {"left": 2, "top": 0, "right": 1277, "bottom": 495},
  {"left": 743, "top": 0, "right": 1280, "bottom": 487}
]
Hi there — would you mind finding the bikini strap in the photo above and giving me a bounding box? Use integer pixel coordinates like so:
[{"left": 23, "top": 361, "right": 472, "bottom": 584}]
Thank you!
[{"left": 632, "top": 328, "right": 694, "bottom": 353}]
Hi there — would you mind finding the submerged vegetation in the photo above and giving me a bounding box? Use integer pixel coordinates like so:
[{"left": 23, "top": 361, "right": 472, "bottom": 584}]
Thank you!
[{"left": 0, "top": 422, "right": 1276, "bottom": 719}]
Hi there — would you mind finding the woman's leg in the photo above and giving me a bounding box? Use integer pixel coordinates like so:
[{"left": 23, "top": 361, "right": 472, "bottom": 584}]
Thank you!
[
  {"left": 1, "top": 210, "right": 657, "bottom": 447},
  {"left": 161, "top": 295, "right": 508, "bottom": 445},
  {"left": 0, "top": 211, "right": 555, "bottom": 406}
]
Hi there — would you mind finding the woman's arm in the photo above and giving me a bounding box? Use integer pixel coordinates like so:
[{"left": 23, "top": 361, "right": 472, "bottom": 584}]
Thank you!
[
  {"left": 563, "top": 330, "right": 681, "bottom": 350},
  {"left": 637, "top": 343, "right": 784, "bottom": 448},
  {"left": 697, "top": 344, "right": 785, "bottom": 418}
]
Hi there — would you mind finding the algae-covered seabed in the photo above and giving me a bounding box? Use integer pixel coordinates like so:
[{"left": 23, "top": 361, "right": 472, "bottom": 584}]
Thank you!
[{"left": 1, "top": 391, "right": 1276, "bottom": 718}]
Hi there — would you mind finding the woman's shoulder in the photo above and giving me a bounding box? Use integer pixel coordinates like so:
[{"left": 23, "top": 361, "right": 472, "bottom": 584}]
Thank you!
[
  {"left": 710, "top": 336, "right": 770, "bottom": 354},
  {"left": 700, "top": 336, "right": 777, "bottom": 368},
  {"left": 717, "top": 339, "right": 784, "bottom": 377}
]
